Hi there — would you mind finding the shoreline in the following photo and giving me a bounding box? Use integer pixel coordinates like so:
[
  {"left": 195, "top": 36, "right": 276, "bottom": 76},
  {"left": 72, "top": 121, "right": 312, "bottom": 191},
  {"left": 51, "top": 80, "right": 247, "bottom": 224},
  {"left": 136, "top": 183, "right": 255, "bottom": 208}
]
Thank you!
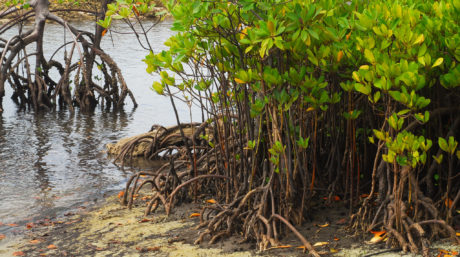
[{"left": 2, "top": 190, "right": 458, "bottom": 257}]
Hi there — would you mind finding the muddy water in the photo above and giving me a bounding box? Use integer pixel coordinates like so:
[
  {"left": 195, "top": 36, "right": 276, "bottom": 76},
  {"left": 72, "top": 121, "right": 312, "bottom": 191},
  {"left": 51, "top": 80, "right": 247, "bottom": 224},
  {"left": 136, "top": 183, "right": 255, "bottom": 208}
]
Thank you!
[{"left": 0, "top": 20, "right": 197, "bottom": 233}]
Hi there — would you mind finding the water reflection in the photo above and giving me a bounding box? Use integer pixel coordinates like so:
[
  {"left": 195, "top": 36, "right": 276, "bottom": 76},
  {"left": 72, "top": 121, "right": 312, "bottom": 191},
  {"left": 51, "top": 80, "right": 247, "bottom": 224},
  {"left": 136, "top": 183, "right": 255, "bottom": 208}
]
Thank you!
[{"left": 0, "top": 20, "right": 199, "bottom": 236}]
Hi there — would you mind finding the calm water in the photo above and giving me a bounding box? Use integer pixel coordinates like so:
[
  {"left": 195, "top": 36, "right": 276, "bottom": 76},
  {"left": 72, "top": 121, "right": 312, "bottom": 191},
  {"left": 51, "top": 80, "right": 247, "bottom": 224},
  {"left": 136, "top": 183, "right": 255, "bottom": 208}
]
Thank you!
[{"left": 0, "top": 20, "right": 198, "bottom": 234}]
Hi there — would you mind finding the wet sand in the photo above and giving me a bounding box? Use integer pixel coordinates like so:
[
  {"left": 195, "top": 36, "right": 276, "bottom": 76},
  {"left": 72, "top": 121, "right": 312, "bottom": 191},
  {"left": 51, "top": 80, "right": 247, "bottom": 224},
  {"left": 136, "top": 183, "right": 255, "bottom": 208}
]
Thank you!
[{"left": 1, "top": 193, "right": 458, "bottom": 257}]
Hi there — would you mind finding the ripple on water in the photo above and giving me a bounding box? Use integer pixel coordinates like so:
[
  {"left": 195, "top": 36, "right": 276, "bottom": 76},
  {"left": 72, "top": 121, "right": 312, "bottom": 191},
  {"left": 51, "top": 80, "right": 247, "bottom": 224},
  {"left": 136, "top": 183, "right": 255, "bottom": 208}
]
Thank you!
[{"left": 0, "top": 20, "right": 201, "bottom": 229}]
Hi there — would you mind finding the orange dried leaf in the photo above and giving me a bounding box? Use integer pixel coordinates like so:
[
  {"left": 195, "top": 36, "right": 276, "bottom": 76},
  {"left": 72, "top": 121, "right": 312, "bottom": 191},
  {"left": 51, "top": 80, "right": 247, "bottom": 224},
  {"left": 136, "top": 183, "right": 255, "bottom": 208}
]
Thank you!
[
  {"left": 8, "top": 223, "right": 18, "bottom": 227},
  {"left": 139, "top": 175, "right": 147, "bottom": 178},
  {"left": 272, "top": 245, "right": 292, "bottom": 249},
  {"left": 456, "top": 232, "right": 460, "bottom": 236},
  {"left": 334, "top": 195, "right": 341, "bottom": 201},
  {"left": 13, "top": 252, "right": 25, "bottom": 256},
  {"left": 313, "top": 242, "right": 329, "bottom": 247},
  {"left": 101, "top": 29, "right": 107, "bottom": 37},
  {"left": 146, "top": 246, "right": 160, "bottom": 251},
  {"left": 334, "top": 236, "right": 340, "bottom": 241},
  {"left": 296, "top": 246, "right": 306, "bottom": 249},
  {"left": 337, "top": 50, "right": 344, "bottom": 62},
  {"left": 367, "top": 231, "right": 386, "bottom": 244},
  {"left": 0, "top": 234, "right": 5, "bottom": 240},
  {"left": 30, "top": 239, "right": 40, "bottom": 244},
  {"left": 47, "top": 244, "right": 57, "bottom": 249},
  {"left": 189, "top": 213, "right": 201, "bottom": 218},
  {"left": 445, "top": 198, "right": 453, "bottom": 208},
  {"left": 117, "top": 191, "right": 124, "bottom": 199},
  {"left": 370, "top": 230, "right": 386, "bottom": 236},
  {"left": 206, "top": 199, "right": 217, "bottom": 204},
  {"left": 39, "top": 254, "right": 47, "bottom": 256},
  {"left": 346, "top": 32, "right": 351, "bottom": 40},
  {"left": 26, "top": 223, "right": 34, "bottom": 229},
  {"left": 316, "top": 223, "right": 329, "bottom": 228}
]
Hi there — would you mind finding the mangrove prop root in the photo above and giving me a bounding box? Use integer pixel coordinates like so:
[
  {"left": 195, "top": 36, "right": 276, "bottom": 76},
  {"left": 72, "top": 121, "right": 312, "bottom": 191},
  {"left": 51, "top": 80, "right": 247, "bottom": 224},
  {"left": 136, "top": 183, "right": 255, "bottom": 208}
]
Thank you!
[{"left": 0, "top": 0, "right": 137, "bottom": 112}]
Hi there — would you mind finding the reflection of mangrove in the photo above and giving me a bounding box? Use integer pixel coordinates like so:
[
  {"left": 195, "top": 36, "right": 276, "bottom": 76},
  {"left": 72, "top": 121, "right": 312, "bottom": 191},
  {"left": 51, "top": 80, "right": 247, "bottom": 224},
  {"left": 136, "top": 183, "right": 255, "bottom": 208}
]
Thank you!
[{"left": 0, "top": 0, "right": 137, "bottom": 113}]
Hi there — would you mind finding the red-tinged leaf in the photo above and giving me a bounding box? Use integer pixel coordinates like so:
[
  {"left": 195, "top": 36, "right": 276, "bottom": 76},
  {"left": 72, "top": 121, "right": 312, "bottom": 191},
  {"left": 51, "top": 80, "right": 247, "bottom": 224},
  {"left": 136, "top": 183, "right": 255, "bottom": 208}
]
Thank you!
[
  {"left": 334, "top": 195, "right": 341, "bottom": 201},
  {"left": 132, "top": 5, "right": 140, "bottom": 16},
  {"left": 316, "top": 223, "right": 329, "bottom": 228},
  {"left": 8, "top": 223, "right": 18, "bottom": 227},
  {"left": 189, "top": 213, "right": 200, "bottom": 218},
  {"left": 13, "top": 252, "right": 25, "bottom": 256},
  {"left": 26, "top": 223, "right": 34, "bottom": 229},
  {"left": 206, "top": 199, "right": 217, "bottom": 204},
  {"left": 117, "top": 191, "right": 124, "bottom": 199},
  {"left": 336, "top": 218, "right": 347, "bottom": 225},
  {"left": 47, "top": 244, "right": 57, "bottom": 249},
  {"left": 0, "top": 234, "right": 5, "bottom": 240},
  {"left": 30, "top": 239, "right": 40, "bottom": 244},
  {"left": 139, "top": 218, "right": 152, "bottom": 223},
  {"left": 361, "top": 194, "right": 369, "bottom": 198}
]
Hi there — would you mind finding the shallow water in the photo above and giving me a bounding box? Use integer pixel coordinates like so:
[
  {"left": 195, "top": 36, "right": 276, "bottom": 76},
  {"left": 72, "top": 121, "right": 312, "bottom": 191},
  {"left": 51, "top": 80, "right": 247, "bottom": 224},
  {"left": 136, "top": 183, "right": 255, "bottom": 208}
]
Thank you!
[{"left": 0, "top": 20, "right": 198, "bottom": 231}]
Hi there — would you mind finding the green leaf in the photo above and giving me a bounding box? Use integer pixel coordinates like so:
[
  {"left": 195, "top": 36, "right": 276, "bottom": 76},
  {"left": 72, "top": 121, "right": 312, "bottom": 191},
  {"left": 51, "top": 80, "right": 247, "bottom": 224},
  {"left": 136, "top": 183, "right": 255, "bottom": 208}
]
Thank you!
[
  {"left": 438, "top": 137, "right": 448, "bottom": 152},
  {"left": 354, "top": 83, "right": 371, "bottom": 95},
  {"left": 364, "top": 49, "right": 375, "bottom": 64}
]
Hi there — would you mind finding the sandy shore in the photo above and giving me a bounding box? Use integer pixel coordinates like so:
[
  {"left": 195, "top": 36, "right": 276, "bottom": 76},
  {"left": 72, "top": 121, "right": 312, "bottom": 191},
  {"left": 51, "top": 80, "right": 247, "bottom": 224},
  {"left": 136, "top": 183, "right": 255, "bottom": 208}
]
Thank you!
[{"left": 1, "top": 191, "right": 458, "bottom": 257}]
